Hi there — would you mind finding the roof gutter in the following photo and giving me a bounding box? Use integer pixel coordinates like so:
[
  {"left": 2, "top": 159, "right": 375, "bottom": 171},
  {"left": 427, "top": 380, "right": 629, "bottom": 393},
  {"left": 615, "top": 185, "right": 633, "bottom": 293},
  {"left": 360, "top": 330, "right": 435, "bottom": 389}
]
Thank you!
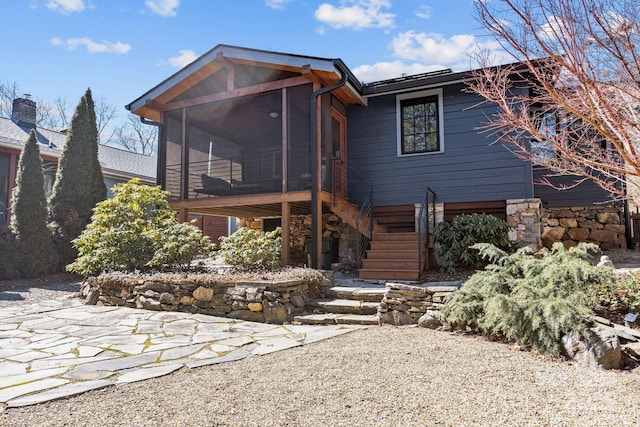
[
  {"left": 309, "top": 60, "right": 349, "bottom": 269},
  {"left": 140, "top": 117, "right": 162, "bottom": 187}
]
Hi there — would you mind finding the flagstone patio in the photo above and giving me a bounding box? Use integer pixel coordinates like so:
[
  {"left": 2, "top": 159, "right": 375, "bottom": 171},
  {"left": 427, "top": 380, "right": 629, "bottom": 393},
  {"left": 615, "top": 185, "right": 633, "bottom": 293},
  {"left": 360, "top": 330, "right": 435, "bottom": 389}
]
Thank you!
[{"left": 0, "top": 298, "right": 364, "bottom": 408}]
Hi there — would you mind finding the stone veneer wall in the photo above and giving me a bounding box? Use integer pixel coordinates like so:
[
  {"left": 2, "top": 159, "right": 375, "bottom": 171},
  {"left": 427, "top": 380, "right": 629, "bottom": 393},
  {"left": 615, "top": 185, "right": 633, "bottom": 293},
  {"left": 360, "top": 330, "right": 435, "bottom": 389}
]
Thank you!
[
  {"left": 82, "top": 273, "right": 323, "bottom": 324},
  {"left": 506, "top": 199, "right": 542, "bottom": 250},
  {"left": 418, "top": 199, "right": 625, "bottom": 252},
  {"left": 541, "top": 205, "right": 626, "bottom": 249}
]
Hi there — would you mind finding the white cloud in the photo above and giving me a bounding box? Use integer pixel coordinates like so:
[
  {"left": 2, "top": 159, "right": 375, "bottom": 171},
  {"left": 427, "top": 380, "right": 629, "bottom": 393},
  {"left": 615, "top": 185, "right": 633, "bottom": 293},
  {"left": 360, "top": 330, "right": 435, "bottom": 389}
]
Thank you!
[
  {"left": 46, "top": 0, "right": 84, "bottom": 14},
  {"left": 314, "top": 0, "right": 394, "bottom": 30},
  {"left": 351, "top": 29, "right": 515, "bottom": 83},
  {"left": 390, "top": 30, "right": 510, "bottom": 66},
  {"left": 266, "top": 0, "right": 294, "bottom": 10},
  {"left": 168, "top": 49, "right": 198, "bottom": 68},
  {"left": 416, "top": 5, "right": 431, "bottom": 20},
  {"left": 145, "top": 0, "right": 180, "bottom": 17},
  {"left": 352, "top": 61, "right": 446, "bottom": 83},
  {"left": 538, "top": 15, "right": 566, "bottom": 41},
  {"left": 51, "top": 37, "right": 131, "bottom": 54}
]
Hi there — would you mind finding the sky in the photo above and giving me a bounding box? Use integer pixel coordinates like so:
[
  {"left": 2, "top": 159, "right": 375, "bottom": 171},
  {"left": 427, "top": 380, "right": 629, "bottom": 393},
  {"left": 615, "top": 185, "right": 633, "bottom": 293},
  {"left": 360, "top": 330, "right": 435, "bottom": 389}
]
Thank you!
[{"left": 1, "top": 0, "right": 509, "bottom": 131}]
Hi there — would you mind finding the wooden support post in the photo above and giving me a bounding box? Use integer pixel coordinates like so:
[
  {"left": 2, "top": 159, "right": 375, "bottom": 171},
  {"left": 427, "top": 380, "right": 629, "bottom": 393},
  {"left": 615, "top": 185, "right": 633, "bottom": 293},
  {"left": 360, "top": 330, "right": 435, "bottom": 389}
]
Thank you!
[
  {"left": 281, "top": 201, "right": 291, "bottom": 266},
  {"left": 178, "top": 208, "right": 189, "bottom": 224}
]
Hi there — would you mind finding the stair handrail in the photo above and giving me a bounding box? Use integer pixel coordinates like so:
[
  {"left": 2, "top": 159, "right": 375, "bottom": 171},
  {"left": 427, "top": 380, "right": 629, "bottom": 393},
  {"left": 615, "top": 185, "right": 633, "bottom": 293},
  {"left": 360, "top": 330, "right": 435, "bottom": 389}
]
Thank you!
[
  {"left": 418, "top": 187, "right": 437, "bottom": 273},
  {"left": 355, "top": 188, "right": 373, "bottom": 268}
]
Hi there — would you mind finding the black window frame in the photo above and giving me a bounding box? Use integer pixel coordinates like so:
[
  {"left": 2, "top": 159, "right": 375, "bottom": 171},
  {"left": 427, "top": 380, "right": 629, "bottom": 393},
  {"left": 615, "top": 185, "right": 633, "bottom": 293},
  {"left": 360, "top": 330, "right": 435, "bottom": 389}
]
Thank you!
[{"left": 400, "top": 95, "right": 440, "bottom": 155}]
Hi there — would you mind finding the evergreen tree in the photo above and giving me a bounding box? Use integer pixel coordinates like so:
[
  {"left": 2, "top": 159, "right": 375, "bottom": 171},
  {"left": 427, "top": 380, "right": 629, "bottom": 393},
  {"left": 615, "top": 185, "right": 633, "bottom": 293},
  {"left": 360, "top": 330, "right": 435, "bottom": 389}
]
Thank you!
[
  {"left": 49, "top": 88, "right": 107, "bottom": 268},
  {"left": 10, "top": 130, "right": 58, "bottom": 277}
]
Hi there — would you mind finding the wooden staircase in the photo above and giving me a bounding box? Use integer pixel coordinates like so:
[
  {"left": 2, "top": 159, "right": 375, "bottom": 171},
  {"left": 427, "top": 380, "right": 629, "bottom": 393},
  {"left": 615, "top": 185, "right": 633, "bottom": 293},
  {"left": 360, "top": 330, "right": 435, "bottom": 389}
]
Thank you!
[
  {"left": 330, "top": 202, "right": 426, "bottom": 281},
  {"left": 358, "top": 232, "right": 423, "bottom": 280}
]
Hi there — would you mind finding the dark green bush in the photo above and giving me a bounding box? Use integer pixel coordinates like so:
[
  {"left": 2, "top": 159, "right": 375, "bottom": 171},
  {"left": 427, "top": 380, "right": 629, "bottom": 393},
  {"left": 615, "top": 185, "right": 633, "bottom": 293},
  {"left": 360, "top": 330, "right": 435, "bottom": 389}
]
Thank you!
[
  {"left": 68, "top": 179, "right": 215, "bottom": 277},
  {"left": 49, "top": 89, "right": 106, "bottom": 269},
  {"left": 10, "top": 130, "right": 58, "bottom": 277},
  {"left": 218, "top": 227, "right": 282, "bottom": 271},
  {"left": 434, "top": 213, "right": 516, "bottom": 272},
  {"left": 0, "top": 225, "right": 20, "bottom": 279},
  {"left": 442, "top": 242, "right": 612, "bottom": 357}
]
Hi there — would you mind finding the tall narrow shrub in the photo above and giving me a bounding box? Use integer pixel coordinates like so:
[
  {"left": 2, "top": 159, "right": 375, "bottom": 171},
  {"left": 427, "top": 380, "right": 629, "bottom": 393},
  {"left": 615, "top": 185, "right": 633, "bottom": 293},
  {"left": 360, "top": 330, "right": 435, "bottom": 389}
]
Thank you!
[
  {"left": 49, "top": 88, "right": 107, "bottom": 268},
  {"left": 10, "top": 130, "right": 58, "bottom": 277}
]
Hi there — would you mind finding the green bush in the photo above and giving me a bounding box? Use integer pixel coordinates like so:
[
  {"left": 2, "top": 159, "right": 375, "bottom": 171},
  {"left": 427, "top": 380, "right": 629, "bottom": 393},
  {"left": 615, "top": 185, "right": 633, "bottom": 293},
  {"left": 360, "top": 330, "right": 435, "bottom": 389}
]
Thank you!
[
  {"left": 588, "top": 270, "right": 640, "bottom": 316},
  {"left": 442, "top": 242, "right": 612, "bottom": 357},
  {"left": 218, "top": 227, "right": 282, "bottom": 271},
  {"left": 49, "top": 89, "right": 107, "bottom": 270},
  {"left": 11, "top": 130, "right": 58, "bottom": 278},
  {"left": 68, "top": 179, "right": 215, "bottom": 277},
  {"left": 0, "top": 225, "right": 20, "bottom": 280},
  {"left": 434, "top": 213, "right": 516, "bottom": 272}
]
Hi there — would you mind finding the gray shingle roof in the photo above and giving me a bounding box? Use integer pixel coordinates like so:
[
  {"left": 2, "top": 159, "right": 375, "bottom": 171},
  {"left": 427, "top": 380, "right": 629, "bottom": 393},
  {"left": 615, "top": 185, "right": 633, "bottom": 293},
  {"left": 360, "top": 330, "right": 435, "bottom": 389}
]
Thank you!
[
  {"left": 0, "top": 117, "right": 64, "bottom": 157},
  {"left": 98, "top": 145, "right": 156, "bottom": 181}
]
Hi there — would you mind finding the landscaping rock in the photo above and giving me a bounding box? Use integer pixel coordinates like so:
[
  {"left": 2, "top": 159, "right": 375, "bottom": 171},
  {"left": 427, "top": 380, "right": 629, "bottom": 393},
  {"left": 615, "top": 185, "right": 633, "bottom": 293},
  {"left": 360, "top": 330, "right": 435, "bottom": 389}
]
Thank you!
[
  {"left": 377, "top": 310, "right": 414, "bottom": 326},
  {"left": 418, "top": 310, "right": 444, "bottom": 329},
  {"left": 562, "top": 326, "right": 622, "bottom": 370}
]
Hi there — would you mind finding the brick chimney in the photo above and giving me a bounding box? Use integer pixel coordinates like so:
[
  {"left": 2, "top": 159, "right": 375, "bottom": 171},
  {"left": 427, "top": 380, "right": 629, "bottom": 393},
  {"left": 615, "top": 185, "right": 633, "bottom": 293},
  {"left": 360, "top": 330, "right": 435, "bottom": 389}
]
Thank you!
[{"left": 12, "top": 94, "right": 36, "bottom": 126}]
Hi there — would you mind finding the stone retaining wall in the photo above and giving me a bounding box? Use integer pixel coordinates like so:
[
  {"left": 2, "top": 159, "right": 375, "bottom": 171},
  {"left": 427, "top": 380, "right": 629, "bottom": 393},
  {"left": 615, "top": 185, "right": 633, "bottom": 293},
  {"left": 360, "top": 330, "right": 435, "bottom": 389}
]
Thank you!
[
  {"left": 541, "top": 205, "right": 626, "bottom": 249},
  {"left": 81, "top": 273, "right": 322, "bottom": 324},
  {"left": 377, "top": 281, "right": 461, "bottom": 326}
]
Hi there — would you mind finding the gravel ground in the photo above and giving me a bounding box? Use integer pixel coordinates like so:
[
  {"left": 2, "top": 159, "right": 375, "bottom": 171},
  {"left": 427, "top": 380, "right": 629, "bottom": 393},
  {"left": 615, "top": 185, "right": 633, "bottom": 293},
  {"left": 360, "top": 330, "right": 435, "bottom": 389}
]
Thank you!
[
  {"left": 2, "top": 273, "right": 640, "bottom": 426},
  {"left": 0, "top": 274, "right": 82, "bottom": 308},
  {"left": 1, "top": 319, "right": 640, "bottom": 425}
]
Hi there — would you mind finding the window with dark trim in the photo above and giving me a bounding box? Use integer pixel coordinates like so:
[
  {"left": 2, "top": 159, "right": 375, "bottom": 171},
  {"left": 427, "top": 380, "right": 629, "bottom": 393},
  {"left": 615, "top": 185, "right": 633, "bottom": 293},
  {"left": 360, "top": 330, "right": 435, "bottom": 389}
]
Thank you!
[{"left": 400, "top": 96, "right": 440, "bottom": 154}]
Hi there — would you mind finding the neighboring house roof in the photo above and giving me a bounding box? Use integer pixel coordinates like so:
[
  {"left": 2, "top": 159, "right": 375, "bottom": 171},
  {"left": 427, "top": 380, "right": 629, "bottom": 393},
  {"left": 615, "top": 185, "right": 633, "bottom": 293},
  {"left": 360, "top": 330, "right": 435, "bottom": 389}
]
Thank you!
[
  {"left": 0, "top": 116, "right": 157, "bottom": 182},
  {"left": 0, "top": 117, "right": 64, "bottom": 158},
  {"left": 98, "top": 145, "right": 156, "bottom": 182}
]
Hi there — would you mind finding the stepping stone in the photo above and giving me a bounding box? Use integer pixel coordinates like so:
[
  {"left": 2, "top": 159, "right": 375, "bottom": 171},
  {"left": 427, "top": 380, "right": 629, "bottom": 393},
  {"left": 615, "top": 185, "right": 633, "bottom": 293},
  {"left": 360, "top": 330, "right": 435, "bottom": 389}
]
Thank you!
[
  {"left": 73, "top": 351, "right": 160, "bottom": 372},
  {"left": 0, "top": 361, "right": 27, "bottom": 376},
  {"left": 5, "top": 351, "right": 53, "bottom": 363},
  {"left": 7, "top": 380, "right": 112, "bottom": 407},
  {"left": 0, "top": 367, "right": 68, "bottom": 389},
  {"left": 76, "top": 346, "right": 104, "bottom": 358},
  {"left": 302, "top": 326, "right": 364, "bottom": 344},
  {"left": 335, "top": 314, "right": 379, "bottom": 325},
  {"left": 116, "top": 363, "right": 182, "bottom": 384},
  {"left": 160, "top": 344, "right": 206, "bottom": 361},
  {"left": 251, "top": 337, "right": 302, "bottom": 356},
  {"left": 0, "top": 378, "right": 69, "bottom": 403},
  {"left": 187, "top": 349, "right": 249, "bottom": 369},
  {"left": 216, "top": 336, "right": 254, "bottom": 347},
  {"left": 293, "top": 313, "right": 340, "bottom": 325}
]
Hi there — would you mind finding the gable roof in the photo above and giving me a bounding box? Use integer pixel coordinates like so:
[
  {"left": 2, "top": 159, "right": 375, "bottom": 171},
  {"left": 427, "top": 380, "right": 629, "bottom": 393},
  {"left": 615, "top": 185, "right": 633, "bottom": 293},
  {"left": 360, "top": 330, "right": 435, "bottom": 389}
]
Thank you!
[{"left": 127, "top": 44, "right": 366, "bottom": 122}]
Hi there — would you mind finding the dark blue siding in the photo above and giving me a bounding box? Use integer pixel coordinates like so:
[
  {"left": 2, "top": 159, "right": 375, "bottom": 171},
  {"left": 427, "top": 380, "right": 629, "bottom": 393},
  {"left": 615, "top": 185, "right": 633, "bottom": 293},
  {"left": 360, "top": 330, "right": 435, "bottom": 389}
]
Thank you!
[
  {"left": 533, "top": 168, "right": 612, "bottom": 206},
  {"left": 347, "top": 83, "right": 533, "bottom": 206}
]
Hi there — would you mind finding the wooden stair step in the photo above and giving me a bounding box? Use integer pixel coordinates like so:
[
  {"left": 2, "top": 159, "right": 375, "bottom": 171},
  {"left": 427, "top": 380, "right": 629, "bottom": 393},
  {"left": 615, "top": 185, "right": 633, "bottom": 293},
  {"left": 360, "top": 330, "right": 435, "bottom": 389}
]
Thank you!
[
  {"left": 360, "top": 259, "right": 420, "bottom": 270},
  {"left": 369, "top": 241, "right": 420, "bottom": 251},
  {"left": 358, "top": 269, "right": 420, "bottom": 281},
  {"left": 375, "top": 215, "right": 416, "bottom": 225},
  {"left": 373, "top": 232, "right": 420, "bottom": 241},
  {"left": 365, "top": 250, "right": 419, "bottom": 260}
]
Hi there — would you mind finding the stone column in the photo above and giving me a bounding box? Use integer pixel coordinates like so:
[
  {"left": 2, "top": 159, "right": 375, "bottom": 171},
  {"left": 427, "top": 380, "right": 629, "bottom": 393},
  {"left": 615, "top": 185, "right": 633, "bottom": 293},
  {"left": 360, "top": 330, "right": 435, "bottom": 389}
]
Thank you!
[{"left": 506, "top": 199, "right": 542, "bottom": 251}]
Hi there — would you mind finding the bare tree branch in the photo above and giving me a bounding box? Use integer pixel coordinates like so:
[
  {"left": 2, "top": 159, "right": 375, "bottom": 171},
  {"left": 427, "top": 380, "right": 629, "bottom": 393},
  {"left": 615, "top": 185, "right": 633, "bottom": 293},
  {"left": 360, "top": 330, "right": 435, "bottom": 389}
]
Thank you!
[
  {"left": 470, "top": 0, "right": 640, "bottom": 206},
  {"left": 108, "top": 113, "right": 158, "bottom": 156}
]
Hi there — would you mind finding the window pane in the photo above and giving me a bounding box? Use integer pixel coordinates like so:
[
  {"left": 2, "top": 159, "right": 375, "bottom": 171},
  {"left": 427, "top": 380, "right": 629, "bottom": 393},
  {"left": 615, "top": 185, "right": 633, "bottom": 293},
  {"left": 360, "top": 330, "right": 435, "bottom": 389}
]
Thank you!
[{"left": 401, "top": 96, "right": 439, "bottom": 154}]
